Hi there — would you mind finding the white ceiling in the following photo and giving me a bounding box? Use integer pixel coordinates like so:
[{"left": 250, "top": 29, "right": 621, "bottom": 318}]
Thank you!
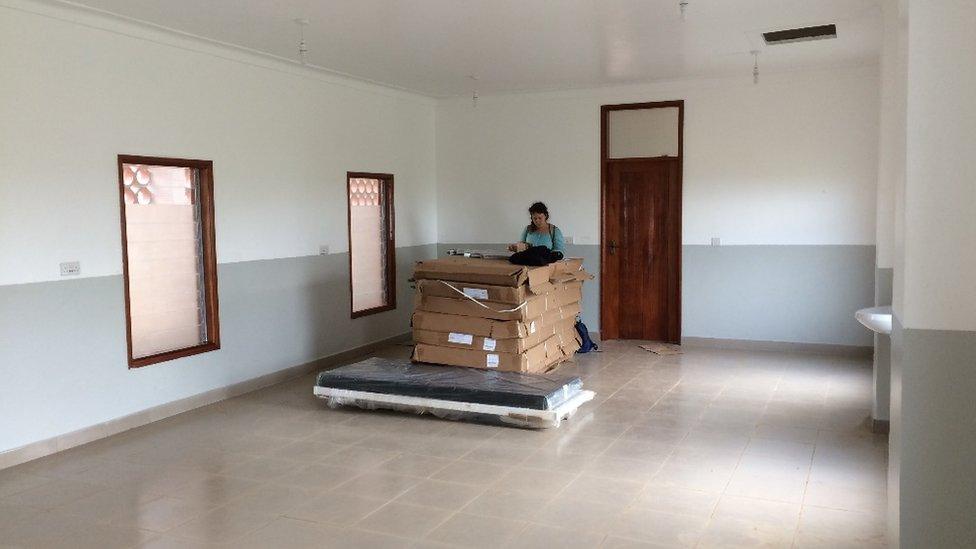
[{"left": 65, "top": 0, "right": 882, "bottom": 97}]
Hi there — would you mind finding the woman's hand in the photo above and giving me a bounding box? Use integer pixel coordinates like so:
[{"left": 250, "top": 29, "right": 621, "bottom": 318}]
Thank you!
[{"left": 508, "top": 242, "right": 528, "bottom": 252}]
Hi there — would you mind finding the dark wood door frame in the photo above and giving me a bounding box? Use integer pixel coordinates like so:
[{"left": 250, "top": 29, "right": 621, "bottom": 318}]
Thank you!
[{"left": 600, "top": 100, "right": 684, "bottom": 342}]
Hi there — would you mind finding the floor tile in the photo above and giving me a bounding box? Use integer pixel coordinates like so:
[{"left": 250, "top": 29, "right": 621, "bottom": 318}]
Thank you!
[
  {"left": 356, "top": 501, "right": 453, "bottom": 538},
  {"left": 432, "top": 460, "right": 510, "bottom": 486},
  {"left": 338, "top": 471, "right": 424, "bottom": 501},
  {"left": 381, "top": 453, "right": 455, "bottom": 478},
  {"left": 1, "top": 479, "right": 105, "bottom": 510},
  {"left": 609, "top": 507, "right": 709, "bottom": 547},
  {"left": 165, "top": 505, "right": 276, "bottom": 543},
  {"left": 633, "top": 484, "right": 720, "bottom": 518},
  {"left": 560, "top": 474, "right": 644, "bottom": 507},
  {"left": 160, "top": 475, "right": 261, "bottom": 507},
  {"left": 273, "top": 463, "right": 362, "bottom": 491},
  {"left": 508, "top": 523, "right": 605, "bottom": 549},
  {"left": 491, "top": 467, "right": 576, "bottom": 495},
  {"left": 796, "top": 505, "right": 887, "bottom": 547},
  {"left": 234, "top": 516, "right": 346, "bottom": 549},
  {"left": 425, "top": 512, "right": 527, "bottom": 548},
  {"left": 395, "top": 479, "right": 486, "bottom": 510},
  {"left": 460, "top": 488, "right": 552, "bottom": 521},
  {"left": 285, "top": 491, "right": 388, "bottom": 525},
  {"left": 535, "top": 497, "right": 626, "bottom": 534},
  {"left": 220, "top": 483, "right": 320, "bottom": 516}
]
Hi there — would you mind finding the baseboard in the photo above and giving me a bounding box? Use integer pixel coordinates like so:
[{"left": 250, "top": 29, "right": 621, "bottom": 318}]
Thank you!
[
  {"left": 872, "top": 419, "right": 890, "bottom": 435},
  {"left": 0, "top": 331, "right": 411, "bottom": 471},
  {"left": 680, "top": 336, "right": 873, "bottom": 359}
]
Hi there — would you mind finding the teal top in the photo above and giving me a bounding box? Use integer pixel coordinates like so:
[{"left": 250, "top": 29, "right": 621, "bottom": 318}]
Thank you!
[{"left": 520, "top": 224, "right": 565, "bottom": 253}]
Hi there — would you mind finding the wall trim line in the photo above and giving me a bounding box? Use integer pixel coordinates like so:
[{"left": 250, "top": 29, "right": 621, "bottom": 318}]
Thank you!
[
  {"left": 680, "top": 336, "right": 872, "bottom": 358},
  {"left": 0, "top": 331, "right": 411, "bottom": 471}
]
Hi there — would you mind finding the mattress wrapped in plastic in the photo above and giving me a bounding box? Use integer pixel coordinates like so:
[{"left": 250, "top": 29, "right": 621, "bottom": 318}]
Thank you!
[{"left": 315, "top": 357, "right": 583, "bottom": 411}]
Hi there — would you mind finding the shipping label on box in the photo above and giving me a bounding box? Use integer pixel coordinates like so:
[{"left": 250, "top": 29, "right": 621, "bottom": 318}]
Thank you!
[{"left": 447, "top": 332, "right": 474, "bottom": 345}]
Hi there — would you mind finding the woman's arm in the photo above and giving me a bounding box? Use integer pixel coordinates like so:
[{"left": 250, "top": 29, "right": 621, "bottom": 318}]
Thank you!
[
  {"left": 551, "top": 226, "right": 566, "bottom": 253},
  {"left": 509, "top": 227, "right": 530, "bottom": 252}
]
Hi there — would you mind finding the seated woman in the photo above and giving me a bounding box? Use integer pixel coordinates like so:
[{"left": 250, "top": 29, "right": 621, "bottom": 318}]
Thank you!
[{"left": 509, "top": 201, "right": 566, "bottom": 253}]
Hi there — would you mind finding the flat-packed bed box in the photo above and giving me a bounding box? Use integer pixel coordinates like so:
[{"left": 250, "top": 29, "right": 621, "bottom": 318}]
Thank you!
[
  {"left": 414, "top": 281, "right": 582, "bottom": 321},
  {"left": 413, "top": 257, "right": 588, "bottom": 294},
  {"left": 411, "top": 327, "right": 581, "bottom": 373},
  {"left": 411, "top": 302, "right": 582, "bottom": 340},
  {"left": 415, "top": 271, "right": 590, "bottom": 305},
  {"left": 412, "top": 316, "right": 577, "bottom": 354}
]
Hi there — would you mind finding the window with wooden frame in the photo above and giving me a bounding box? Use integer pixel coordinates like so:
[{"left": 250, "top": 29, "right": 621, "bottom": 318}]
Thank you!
[
  {"left": 347, "top": 172, "right": 396, "bottom": 318},
  {"left": 117, "top": 155, "right": 220, "bottom": 368}
]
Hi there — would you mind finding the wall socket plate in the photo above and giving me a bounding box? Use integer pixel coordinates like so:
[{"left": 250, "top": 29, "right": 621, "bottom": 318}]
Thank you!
[
  {"left": 564, "top": 235, "right": 574, "bottom": 245},
  {"left": 711, "top": 237, "right": 722, "bottom": 246},
  {"left": 319, "top": 245, "right": 330, "bottom": 255},
  {"left": 60, "top": 261, "right": 81, "bottom": 276}
]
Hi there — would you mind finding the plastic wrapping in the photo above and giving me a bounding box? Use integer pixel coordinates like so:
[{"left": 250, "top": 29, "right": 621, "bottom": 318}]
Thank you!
[
  {"left": 318, "top": 392, "right": 587, "bottom": 429},
  {"left": 316, "top": 357, "right": 583, "bottom": 411}
]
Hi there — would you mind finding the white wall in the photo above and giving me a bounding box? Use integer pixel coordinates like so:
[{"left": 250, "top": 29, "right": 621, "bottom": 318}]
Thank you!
[
  {"left": 900, "top": 0, "right": 976, "bottom": 332},
  {"left": 874, "top": 2, "right": 905, "bottom": 271},
  {"left": 0, "top": 0, "right": 437, "bottom": 288},
  {"left": 0, "top": 0, "right": 437, "bottom": 455},
  {"left": 436, "top": 66, "right": 879, "bottom": 247}
]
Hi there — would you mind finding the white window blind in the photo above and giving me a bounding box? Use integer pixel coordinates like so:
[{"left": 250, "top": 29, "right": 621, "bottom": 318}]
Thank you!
[
  {"left": 121, "top": 163, "right": 208, "bottom": 359},
  {"left": 349, "top": 177, "right": 389, "bottom": 313}
]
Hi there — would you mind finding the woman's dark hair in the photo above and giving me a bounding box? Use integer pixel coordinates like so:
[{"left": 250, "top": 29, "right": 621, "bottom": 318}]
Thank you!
[{"left": 528, "top": 202, "right": 549, "bottom": 220}]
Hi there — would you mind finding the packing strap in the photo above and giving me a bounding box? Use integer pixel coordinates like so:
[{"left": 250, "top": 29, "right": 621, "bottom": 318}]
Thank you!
[{"left": 437, "top": 280, "right": 528, "bottom": 313}]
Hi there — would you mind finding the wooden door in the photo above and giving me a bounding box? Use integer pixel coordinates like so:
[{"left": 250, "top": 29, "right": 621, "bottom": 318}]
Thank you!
[{"left": 601, "top": 157, "right": 681, "bottom": 342}]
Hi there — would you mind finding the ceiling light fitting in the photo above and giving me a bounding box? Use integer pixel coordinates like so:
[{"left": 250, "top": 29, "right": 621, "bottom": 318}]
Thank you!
[
  {"left": 468, "top": 75, "right": 479, "bottom": 108},
  {"left": 679, "top": 0, "right": 689, "bottom": 21},
  {"left": 295, "top": 18, "right": 309, "bottom": 65},
  {"left": 751, "top": 50, "right": 760, "bottom": 85}
]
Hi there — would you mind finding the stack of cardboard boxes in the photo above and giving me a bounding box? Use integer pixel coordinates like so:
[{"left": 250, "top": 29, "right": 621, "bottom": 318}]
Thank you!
[{"left": 411, "top": 256, "right": 591, "bottom": 373}]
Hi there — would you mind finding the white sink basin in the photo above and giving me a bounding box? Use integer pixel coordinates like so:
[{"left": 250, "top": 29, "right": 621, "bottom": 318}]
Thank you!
[{"left": 856, "top": 306, "right": 893, "bottom": 335}]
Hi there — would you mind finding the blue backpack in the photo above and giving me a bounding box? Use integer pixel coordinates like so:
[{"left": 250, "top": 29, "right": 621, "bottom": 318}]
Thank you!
[{"left": 575, "top": 319, "right": 599, "bottom": 353}]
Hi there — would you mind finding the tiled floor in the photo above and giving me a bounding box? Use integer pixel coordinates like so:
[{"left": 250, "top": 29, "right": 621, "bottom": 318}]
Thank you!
[{"left": 0, "top": 342, "right": 888, "bottom": 548}]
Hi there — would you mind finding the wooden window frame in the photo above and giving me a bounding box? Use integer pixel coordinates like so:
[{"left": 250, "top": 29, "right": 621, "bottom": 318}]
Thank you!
[
  {"left": 117, "top": 154, "right": 221, "bottom": 368},
  {"left": 347, "top": 172, "right": 397, "bottom": 319}
]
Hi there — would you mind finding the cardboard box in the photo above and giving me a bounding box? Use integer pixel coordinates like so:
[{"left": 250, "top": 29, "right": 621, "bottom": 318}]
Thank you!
[
  {"left": 414, "top": 282, "right": 583, "bottom": 321},
  {"left": 412, "top": 316, "right": 577, "bottom": 354},
  {"left": 413, "top": 257, "right": 585, "bottom": 293},
  {"left": 411, "top": 302, "right": 582, "bottom": 339},
  {"left": 416, "top": 278, "right": 587, "bottom": 305},
  {"left": 412, "top": 327, "right": 581, "bottom": 373},
  {"left": 416, "top": 279, "right": 530, "bottom": 304}
]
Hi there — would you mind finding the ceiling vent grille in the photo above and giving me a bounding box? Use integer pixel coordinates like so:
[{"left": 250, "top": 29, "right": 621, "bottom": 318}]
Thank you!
[{"left": 763, "top": 24, "right": 837, "bottom": 45}]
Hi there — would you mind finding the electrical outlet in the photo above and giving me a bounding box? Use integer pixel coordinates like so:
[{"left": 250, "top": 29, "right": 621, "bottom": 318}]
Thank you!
[
  {"left": 319, "top": 245, "right": 330, "bottom": 256},
  {"left": 711, "top": 237, "right": 721, "bottom": 246},
  {"left": 60, "top": 261, "right": 80, "bottom": 276},
  {"left": 564, "top": 235, "right": 574, "bottom": 245}
]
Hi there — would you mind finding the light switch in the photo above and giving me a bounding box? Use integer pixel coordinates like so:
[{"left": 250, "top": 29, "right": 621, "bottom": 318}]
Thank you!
[
  {"left": 710, "top": 237, "right": 721, "bottom": 246},
  {"left": 60, "top": 261, "right": 80, "bottom": 276}
]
